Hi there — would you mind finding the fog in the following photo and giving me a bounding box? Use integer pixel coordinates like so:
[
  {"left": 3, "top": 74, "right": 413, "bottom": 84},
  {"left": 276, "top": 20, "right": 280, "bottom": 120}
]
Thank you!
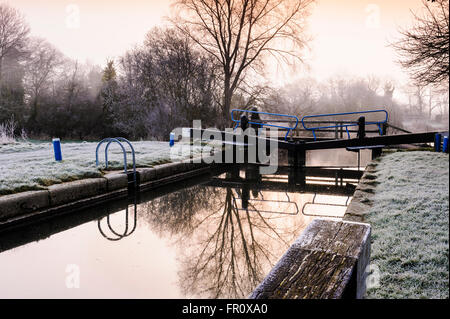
[{"left": 1, "top": 1, "right": 448, "bottom": 141}]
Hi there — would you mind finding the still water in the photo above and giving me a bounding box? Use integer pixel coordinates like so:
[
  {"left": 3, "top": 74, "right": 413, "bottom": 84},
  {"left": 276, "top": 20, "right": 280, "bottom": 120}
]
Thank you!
[{"left": 0, "top": 150, "right": 369, "bottom": 299}]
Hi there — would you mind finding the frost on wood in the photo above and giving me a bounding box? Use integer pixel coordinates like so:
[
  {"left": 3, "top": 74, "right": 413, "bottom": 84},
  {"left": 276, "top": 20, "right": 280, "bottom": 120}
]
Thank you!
[
  {"left": 250, "top": 219, "right": 371, "bottom": 299},
  {"left": 365, "top": 151, "right": 449, "bottom": 299},
  {"left": 0, "top": 141, "right": 203, "bottom": 195}
]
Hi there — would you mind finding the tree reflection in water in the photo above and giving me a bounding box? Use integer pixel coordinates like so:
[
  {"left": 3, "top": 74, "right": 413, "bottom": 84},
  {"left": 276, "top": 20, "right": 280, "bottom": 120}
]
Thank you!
[{"left": 138, "top": 177, "right": 308, "bottom": 299}]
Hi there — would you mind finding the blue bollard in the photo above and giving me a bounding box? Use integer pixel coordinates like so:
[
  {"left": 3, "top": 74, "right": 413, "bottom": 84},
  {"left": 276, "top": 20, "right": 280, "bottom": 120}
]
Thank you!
[
  {"left": 52, "top": 138, "right": 62, "bottom": 161},
  {"left": 435, "top": 133, "right": 442, "bottom": 152},
  {"left": 169, "top": 132, "right": 175, "bottom": 147},
  {"left": 443, "top": 136, "right": 448, "bottom": 153}
]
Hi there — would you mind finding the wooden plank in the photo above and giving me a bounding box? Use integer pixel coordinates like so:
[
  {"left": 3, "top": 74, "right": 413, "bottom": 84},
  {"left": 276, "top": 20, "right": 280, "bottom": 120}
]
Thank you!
[
  {"left": 250, "top": 248, "right": 355, "bottom": 299},
  {"left": 250, "top": 219, "right": 371, "bottom": 299}
]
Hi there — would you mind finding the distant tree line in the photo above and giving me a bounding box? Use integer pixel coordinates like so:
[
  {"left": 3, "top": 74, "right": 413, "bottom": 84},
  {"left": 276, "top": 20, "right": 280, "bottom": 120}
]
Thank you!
[
  {"left": 0, "top": 3, "right": 223, "bottom": 140},
  {"left": 108, "top": 28, "right": 221, "bottom": 139},
  {"left": 261, "top": 76, "right": 449, "bottom": 128},
  {"left": 0, "top": 4, "right": 104, "bottom": 139},
  {"left": 0, "top": 1, "right": 448, "bottom": 141}
]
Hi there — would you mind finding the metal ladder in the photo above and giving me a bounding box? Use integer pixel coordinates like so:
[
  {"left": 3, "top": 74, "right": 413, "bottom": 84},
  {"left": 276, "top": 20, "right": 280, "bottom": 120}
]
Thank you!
[{"left": 95, "top": 137, "right": 137, "bottom": 189}]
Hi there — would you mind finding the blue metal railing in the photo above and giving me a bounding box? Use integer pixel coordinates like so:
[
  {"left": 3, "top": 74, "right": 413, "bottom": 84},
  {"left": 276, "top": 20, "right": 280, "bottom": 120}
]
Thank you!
[
  {"left": 301, "top": 109, "right": 389, "bottom": 140},
  {"left": 95, "top": 137, "right": 137, "bottom": 187},
  {"left": 231, "top": 109, "right": 299, "bottom": 140}
]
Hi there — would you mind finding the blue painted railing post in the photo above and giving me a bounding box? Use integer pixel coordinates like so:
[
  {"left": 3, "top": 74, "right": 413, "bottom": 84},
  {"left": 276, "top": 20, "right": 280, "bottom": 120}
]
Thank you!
[
  {"left": 435, "top": 133, "right": 442, "bottom": 152},
  {"left": 443, "top": 136, "right": 448, "bottom": 153},
  {"left": 169, "top": 132, "right": 175, "bottom": 147},
  {"left": 52, "top": 138, "right": 62, "bottom": 161}
]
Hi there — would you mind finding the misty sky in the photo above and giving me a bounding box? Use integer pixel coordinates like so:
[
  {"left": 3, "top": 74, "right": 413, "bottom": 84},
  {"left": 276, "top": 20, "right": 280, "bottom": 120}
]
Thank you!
[{"left": 10, "top": 0, "right": 424, "bottom": 87}]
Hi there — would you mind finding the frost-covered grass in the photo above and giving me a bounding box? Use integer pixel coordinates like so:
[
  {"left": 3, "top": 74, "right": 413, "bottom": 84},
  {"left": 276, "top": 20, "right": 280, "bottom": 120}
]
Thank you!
[
  {"left": 366, "top": 151, "right": 449, "bottom": 299},
  {"left": 0, "top": 141, "right": 204, "bottom": 195},
  {"left": 0, "top": 118, "right": 28, "bottom": 145},
  {"left": 0, "top": 119, "right": 18, "bottom": 145}
]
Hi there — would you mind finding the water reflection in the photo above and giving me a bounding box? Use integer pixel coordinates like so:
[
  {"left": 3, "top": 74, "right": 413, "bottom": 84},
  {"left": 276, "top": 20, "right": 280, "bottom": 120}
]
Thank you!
[
  {"left": 132, "top": 166, "right": 359, "bottom": 298},
  {"left": 302, "top": 194, "right": 352, "bottom": 218},
  {"left": 98, "top": 202, "right": 137, "bottom": 241},
  {"left": 232, "top": 191, "right": 299, "bottom": 215},
  {"left": 138, "top": 185, "right": 301, "bottom": 298},
  {"left": 0, "top": 165, "right": 361, "bottom": 299}
]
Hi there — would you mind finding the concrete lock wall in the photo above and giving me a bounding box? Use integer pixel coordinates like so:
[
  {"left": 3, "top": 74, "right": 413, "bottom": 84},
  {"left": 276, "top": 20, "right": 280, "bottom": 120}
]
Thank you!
[{"left": 0, "top": 159, "right": 212, "bottom": 224}]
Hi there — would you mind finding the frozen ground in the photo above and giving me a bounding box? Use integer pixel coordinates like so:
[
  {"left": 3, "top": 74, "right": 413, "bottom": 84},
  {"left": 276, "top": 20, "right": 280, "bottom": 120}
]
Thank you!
[
  {"left": 366, "top": 151, "right": 449, "bottom": 299},
  {"left": 0, "top": 141, "right": 205, "bottom": 195}
]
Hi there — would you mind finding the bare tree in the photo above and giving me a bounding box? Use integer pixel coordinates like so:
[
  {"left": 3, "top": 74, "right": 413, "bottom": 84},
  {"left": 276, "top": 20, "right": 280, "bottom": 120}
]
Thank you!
[
  {"left": 393, "top": 0, "right": 449, "bottom": 87},
  {"left": 262, "top": 77, "right": 318, "bottom": 117},
  {"left": 171, "top": 0, "right": 314, "bottom": 125},
  {"left": 0, "top": 3, "right": 29, "bottom": 87},
  {"left": 114, "top": 27, "right": 220, "bottom": 139}
]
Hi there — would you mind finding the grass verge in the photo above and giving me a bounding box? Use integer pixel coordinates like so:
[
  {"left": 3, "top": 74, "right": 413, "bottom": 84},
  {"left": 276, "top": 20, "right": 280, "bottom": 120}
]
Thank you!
[{"left": 366, "top": 151, "right": 449, "bottom": 299}]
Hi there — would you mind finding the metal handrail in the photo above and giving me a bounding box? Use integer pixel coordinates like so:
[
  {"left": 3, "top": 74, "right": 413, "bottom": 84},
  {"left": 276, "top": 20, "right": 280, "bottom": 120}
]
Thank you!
[
  {"left": 96, "top": 138, "right": 128, "bottom": 172},
  {"left": 105, "top": 137, "right": 136, "bottom": 187},
  {"left": 231, "top": 109, "right": 299, "bottom": 140},
  {"left": 301, "top": 109, "right": 389, "bottom": 140},
  {"left": 95, "top": 137, "right": 137, "bottom": 186}
]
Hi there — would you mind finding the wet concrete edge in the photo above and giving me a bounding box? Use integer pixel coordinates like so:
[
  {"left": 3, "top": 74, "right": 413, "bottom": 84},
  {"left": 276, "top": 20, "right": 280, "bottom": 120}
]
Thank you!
[
  {"left": 343, "top": 160, "right": 379, "bottom": 223},
  {"left": 0, "top": 157, "right": 215, "bottom": 225}
]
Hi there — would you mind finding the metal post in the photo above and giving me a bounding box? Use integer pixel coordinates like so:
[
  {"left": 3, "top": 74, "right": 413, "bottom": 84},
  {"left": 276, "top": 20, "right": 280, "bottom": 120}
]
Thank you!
[
  {"left": 250, "top": 108, "right": 261, "bottom": 134},
  {"left": 372, "top": 148, "right": 383, "bottom": 159},
  {"left": 52, "top": 138, "right": 63, "bottom": 161},
  {"left": 357, "top": 116, "right": 366, "bottom": 139},
  {"left": 240, "top": 115, "right": 249, "bottom": 131},
  {"left": 245, "top": 165, "right": 261, "bottom": 181},
  {"left": 357, "top": 150, "right": 361, "bottom": 171},
  {"left": 169, "top": 132, "right": 175, "bottom": 147},
  {"left": 443, "top": 136, "right": 448, "bottom": 153},
  {"left": 288, "top": 142, "right": 306, "bottom": 186},
  {"left": 241, "top": 185, "right": 250, "bottom": 210},
  {"left": 229, "top": 166, "right": 240, "bottom": 179},
  {"left": 435, "top": 133, "right": 442, "bottom": 152},
  {"left": 241, "top": 115, "right": 249, "bottom": 163}
]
